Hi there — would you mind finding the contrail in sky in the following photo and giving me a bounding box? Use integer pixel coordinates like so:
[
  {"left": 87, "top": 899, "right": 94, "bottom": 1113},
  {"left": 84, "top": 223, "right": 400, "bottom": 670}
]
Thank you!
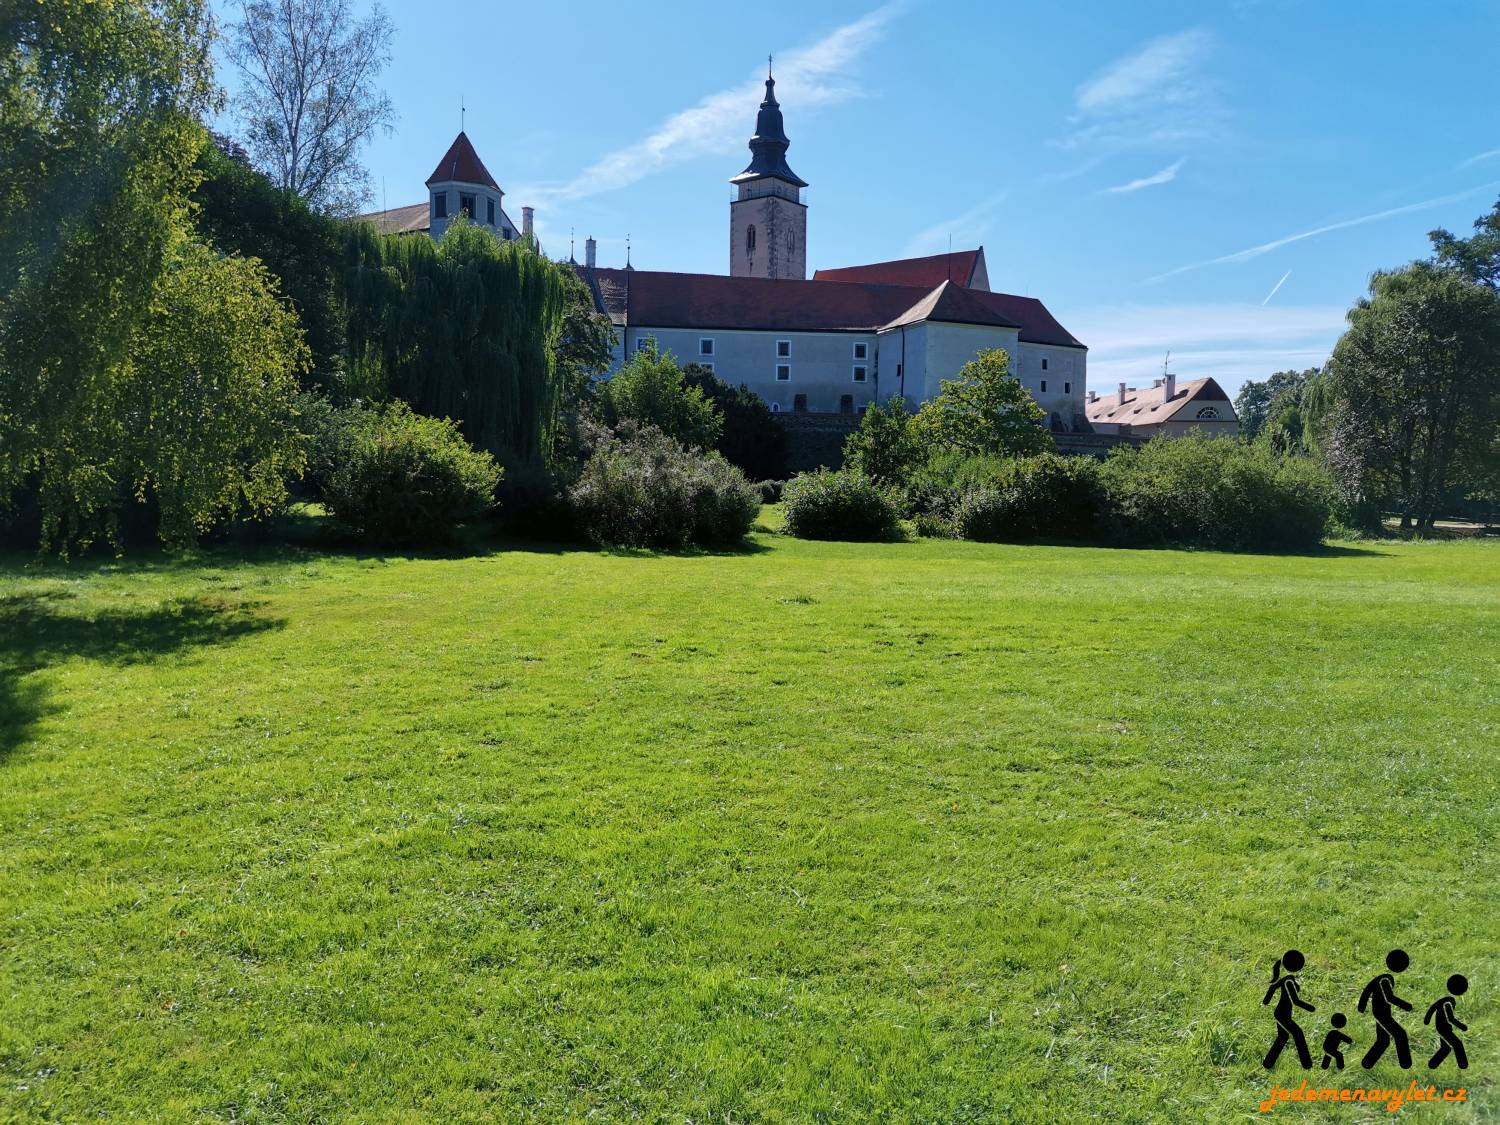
[{"left": 1261, "top": 270, "right": 1291, "bottom": 306}]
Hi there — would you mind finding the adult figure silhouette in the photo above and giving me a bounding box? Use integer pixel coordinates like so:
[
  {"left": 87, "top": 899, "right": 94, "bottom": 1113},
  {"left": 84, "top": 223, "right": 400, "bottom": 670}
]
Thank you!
[
  {"left": 1262, "top": 949, "right": 1316, "bottom": 1069},
  {"left": 1359, "top": 949, "right": 1413, "bottom": 1069},
  {"left": 1425, "top": 974, "right": 1469, "bottom": 1070}
]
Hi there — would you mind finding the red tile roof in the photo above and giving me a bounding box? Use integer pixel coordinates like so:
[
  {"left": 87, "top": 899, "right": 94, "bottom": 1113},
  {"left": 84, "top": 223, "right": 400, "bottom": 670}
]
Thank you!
[
  {"left": 426, "top": 131, "right": 500, "bottom": 190},
  {"left": 813, "top": 249, "right": 984, "bottom": 289},
  {"left": 578, "top": 267, "right": 1084, "bottom": 348}
]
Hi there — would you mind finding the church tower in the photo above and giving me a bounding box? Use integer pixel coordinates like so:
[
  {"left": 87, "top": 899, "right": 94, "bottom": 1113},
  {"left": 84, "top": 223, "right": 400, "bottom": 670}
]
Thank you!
[{"left": 730, "top": 63, "right": 807, "bottom": 280}]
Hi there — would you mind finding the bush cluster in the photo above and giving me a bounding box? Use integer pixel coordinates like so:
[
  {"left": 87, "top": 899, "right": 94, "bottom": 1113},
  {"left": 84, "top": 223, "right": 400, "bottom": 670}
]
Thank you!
[
  {"left": 1097, "top": 435, "right": 1332, "bottom": 550},
  {"left": 781, "top": 469, "right": 904, "bottom": 542},
  {"left": 782, "top": 435, "right": 1334, "bottom": 550},
  {"left": 567, "top": 423, "right": 760, "bottom": 549},
  {"left": 318, "top": 402, "right": 502, "bottom": 546}
]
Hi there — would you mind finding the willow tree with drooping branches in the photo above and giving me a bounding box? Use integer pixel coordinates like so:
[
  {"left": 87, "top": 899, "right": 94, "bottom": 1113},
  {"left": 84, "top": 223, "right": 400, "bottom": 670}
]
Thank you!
[{"left": 342, "top": 216, "right": 567, "bottom": 473}]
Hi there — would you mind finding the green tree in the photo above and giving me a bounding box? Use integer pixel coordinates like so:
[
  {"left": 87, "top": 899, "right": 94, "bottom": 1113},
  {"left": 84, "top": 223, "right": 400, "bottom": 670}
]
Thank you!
[
  {"left": 843, "top": 397, "right": 921, "bottom": 484},
  {"left": 115, "top": 242, "right": 311, "bottom": 547},
  {"left": 1234, "top": 368, "right": 1319, "bottom": 444},
  {"left": 598, "top": 345, "right": 722, "bottom": 451},
  {"left": 1429, "top": 195, "right": 1500, "bottom": 290},
  {"left": 0, "top": 0, "right": 236, "bottom": 550},
  {"left": 681, "top": 363, "right": 787, "bottom": 481},
  {"left": 911, "top": 349, "right": 1052, "bottom": 458},
  {"left": 342, "top": 216, "right": 567, "bottom": 471},
  {"left": 555, "top": 264, "right": 617, "bottom": 415},
  {"left": 1321, "top": 262, "right": 1500, "bottom": 530},
  {"left": 192, "top": 134, "right": 349, "bottom": 388}
]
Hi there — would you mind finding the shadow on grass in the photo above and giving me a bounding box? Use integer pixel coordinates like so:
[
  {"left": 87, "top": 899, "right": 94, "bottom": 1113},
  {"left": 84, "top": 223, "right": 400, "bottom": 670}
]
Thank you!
[{"left": 0, "top": 591, "right": 285, "bottom": 763}]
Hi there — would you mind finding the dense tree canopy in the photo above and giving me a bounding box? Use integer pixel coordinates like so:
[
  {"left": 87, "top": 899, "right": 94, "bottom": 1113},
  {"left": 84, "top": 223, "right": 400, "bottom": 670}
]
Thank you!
[
  {"left": 342, "top": 217, "right": 567, "bottom": 471},
  {"left": 598, "top": 345, "right": 722, "bottom": 452},
  {"left": 1430, "top": 195, "right": 1500, "bottom": 290},
  {"left": 911, "top": 349, "right": 1053, "bottom": 459},
  {"left": 193, "top": 136, "right": 349, "bottom": 387},
  {"left": 0, "top": 0, "right": 261, "bottom": 551},
  {"left": 681, "top": 364, "right": 787, "bottom": 481},
  {"left": 1234, "top": 368, "right": 1319, "bottom": 445},
  {"left": 1321, "top": 262, "right": 1500, "bottom": 530}
]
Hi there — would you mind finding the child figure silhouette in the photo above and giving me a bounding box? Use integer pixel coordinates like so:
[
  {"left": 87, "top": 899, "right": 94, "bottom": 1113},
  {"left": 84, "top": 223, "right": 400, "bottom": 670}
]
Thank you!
[
  {"left": 1425, "top": 974, "right": 1469, "bottom": 1070},
  {"left": 1359, "top": 949, "right": 1413, "bottom": 1069},
  {"left": 1321, "top": 1013, "right": 1352, "bottom": 1070},
  {"left": 1262, "top": 949, "right": 1316, "bottom": 1069}
]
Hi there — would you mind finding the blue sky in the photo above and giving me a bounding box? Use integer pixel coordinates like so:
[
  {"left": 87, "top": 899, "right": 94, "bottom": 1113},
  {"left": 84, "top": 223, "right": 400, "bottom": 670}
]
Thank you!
[{"left": 216, "top": 0, "right": 1500, "bottom": 395}]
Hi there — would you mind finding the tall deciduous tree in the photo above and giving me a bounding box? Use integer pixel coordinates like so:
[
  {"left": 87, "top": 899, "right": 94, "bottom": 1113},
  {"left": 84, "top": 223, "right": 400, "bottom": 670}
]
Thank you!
[
  {"left": 227, "top": 0, "right": 395, "bottom": 214},
  {"left": 0, "top": 0, "right": 225, "bottom": 550},
  {"left": 1234, "top": 368, "right": 1319, "bottom": 444},
  {"left": 598, "top": 345, "right": 722, "bottom": 453},
  {"left": 1321, "top": 262, "right": 1500, "bottom": 530},
  {"left": 912, "top": 349, "right": 1053, "bottom": 458}
]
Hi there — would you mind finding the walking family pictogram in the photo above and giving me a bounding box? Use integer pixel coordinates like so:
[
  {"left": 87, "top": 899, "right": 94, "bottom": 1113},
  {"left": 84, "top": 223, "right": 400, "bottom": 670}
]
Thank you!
[{"left": 1259, "top": 948, "right": 1472, "bottom": 1073}]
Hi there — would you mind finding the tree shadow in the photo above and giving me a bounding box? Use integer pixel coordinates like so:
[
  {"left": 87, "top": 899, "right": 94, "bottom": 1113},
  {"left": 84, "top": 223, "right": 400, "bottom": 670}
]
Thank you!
[{"left": 0, "top": 591, "right": 285, "bottom": 763}]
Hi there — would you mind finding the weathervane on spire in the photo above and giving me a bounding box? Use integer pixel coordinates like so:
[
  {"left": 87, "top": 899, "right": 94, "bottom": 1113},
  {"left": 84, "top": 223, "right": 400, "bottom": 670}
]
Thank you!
[
  {"left": 460, "top": 95, "right": 465, "bottom": 133},
  {"left": 768, "top": 54, "right": 773, "bottom": 79}
]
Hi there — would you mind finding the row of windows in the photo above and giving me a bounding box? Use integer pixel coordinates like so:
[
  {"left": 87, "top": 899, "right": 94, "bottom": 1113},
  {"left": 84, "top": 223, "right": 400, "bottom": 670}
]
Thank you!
[
  {"left": 1038, "top": 380, "right": 1073, "bottom": 395},
  {"left": 696, "top": 338, "right": 868, "bottom": 360}
]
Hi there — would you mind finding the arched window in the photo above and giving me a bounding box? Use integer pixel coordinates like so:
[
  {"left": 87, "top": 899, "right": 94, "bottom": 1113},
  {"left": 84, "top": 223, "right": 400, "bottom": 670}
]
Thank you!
[
  {"left": 746, "top": 225, "right": 757, "bottom": 253},
  {"left": 1196, "top": 406, "right": 1220, "bottom": 419},
  {"left": 787, "top": 231, "right": 796, "bottom": 255}
]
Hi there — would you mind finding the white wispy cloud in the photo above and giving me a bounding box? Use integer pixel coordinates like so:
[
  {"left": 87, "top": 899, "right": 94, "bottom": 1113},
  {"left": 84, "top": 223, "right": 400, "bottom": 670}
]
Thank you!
[
  {"left": 1459, "top": 147, "right": 1500, "bottom": 169},
  {"left": 1057, "top": 29, "right": 1221, "bottom": 157},
  {"left": 1261, "top": 269, "right": 1291, "bottom": 305},
  {"left": 515, "top": 5, "right": 899, "bottom": 204},
  {"left": 1146, "top": 181, "right": 1500, "bottom": 283},
  {"left": 1075, "top": 302, "right": 1345, "bottom": 396},
  {"left": 1102, "top": 158, "right": 1185, "bottom": 194},
  {"left": 904, "top": 191, "right": 1007, "bottom": 257}
]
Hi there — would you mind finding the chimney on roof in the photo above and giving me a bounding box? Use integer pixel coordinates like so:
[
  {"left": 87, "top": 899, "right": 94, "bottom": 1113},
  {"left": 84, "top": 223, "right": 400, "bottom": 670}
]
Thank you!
[
  {"left": 1152, "top": 377, "right": 1164, "bottom": 388},
  {"left": 1087, "top": 389, "right": 1097, "bottom": 404},
  {"left": 522, "top": 206, "right": 534, "bottom": 241},
  {"left": 585, "top": 236, "right": 596, "bottom": 269},
  {"left": 1118, "top": 381, "right": 1128, "bottom": 402},
  {"left": 1164, "top": 372, "right": 1176, "bottom": 402}
]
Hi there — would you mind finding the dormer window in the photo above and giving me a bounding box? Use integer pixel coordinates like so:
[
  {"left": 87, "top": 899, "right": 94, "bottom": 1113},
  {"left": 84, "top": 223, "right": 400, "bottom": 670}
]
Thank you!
[{"left": 433, "top": 192, "right": 448, "bottom": 219}]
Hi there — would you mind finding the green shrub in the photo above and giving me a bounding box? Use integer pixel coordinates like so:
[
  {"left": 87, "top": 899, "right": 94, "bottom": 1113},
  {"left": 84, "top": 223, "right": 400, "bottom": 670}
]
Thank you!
[
  {"left": 782, "top": 469, "right": 903, "bottom": 541},
  {"left": 321, "top": 402, "right": 502, "bottom": 545},
  {"left": 954, "top": 454, "right": 1102, "bottom": 543},
  {"left": 902, "top": 453, "right": 1010, "bottom": 520},
  {"left": 568, "top": 423, "right": 760, "bottom": 549},
  {"left": 598, "top": 345, "right": 721, "bottom": 451},
  {"left": 682, "top": 364, "right": 788, "bottom": 481},
  {"left": 758, "top": 479, "right": 786, "bottom": 504},
  {"left": 1098, "top": 434, "right": 1332, "bottom": 549}
]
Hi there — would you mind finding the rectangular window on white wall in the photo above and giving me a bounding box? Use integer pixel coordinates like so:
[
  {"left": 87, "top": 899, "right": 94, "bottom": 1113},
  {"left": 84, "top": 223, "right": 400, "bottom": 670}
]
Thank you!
[
  {"left": 775, "top": 364, "right": 790, "bottom": 381},
  {"left": 700, "top": 362, "right": 714, "bottom": 373},
  {"left": 852, "top": 365, "right": 867, "bottom": 383},
  {"left": 776, "top": 340, "right": 791, "bottom": 358},
  {"left": 1064, "top": 381, "right": 1071, "bottom": 394},
  {"left": 699, "top": 338, "right": 714, "bottom": 356},
  {"left": 1040, "top": 380, "right": 1047, "bottom": 393},
  {"left": 1041, "top": 357, "right": 1049, "bottom": 371},
  {"left": 853, "top": 342, "right": 868, "bottom": 360}
]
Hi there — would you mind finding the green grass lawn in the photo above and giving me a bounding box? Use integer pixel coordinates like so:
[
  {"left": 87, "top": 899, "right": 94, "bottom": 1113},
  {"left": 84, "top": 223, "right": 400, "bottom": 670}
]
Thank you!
[{"left": 1, "top": 520, "right": 1496, "bottom": 1121}]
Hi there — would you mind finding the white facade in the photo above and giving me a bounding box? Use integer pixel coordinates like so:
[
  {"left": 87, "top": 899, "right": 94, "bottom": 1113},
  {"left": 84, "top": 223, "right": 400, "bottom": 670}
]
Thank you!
[
  {"left": 429, "top": 181, "right": 518, "bottom": 242},
  {"left": 617, "top": 322, "right": 1088, "bottom": 423}
]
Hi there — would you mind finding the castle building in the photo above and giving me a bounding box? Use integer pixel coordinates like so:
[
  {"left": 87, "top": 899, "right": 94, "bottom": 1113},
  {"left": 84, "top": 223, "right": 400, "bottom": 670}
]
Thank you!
[
  {"left": 362, "top": 65, "right": 1090, "bottom": 428},
  {"left": 571, "top": 67, "right": 1089, "bottom": 428},
  {"left": 360, "top": 131, "right": 531, "bottom": 244}
]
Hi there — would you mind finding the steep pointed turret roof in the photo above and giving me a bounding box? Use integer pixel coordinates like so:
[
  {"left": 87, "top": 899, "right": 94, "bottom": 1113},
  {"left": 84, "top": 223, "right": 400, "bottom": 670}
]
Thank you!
[
  {"left": 729, "top": 69, "right": 807, "bottom": 188},
  {"left": 426, "top": 131, "right": 500, "bottom": 190}
]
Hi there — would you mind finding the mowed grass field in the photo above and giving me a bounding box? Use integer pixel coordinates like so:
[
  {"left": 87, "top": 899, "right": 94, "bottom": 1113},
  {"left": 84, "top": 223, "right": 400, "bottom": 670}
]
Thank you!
[{"left": 1, "top": 518, "right": 1496, "bottom": 1122}]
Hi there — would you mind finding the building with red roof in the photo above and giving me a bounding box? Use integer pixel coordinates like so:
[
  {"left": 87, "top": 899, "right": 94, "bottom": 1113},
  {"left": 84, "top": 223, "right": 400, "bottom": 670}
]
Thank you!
[{"left": 359, "top": 130, "right": 529, "bottom": 245}]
